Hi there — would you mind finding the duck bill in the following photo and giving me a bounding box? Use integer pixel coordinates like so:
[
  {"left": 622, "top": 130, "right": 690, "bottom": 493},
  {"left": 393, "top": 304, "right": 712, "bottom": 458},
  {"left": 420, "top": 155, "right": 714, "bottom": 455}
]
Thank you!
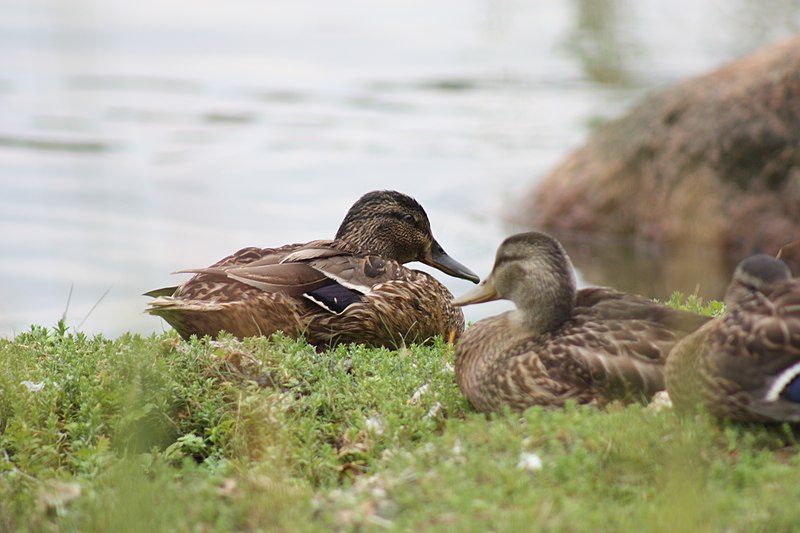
[
  {"left": 422, "top": 240, "right": 480, "bottom": 283},
  {"left": 777, "top": 239, "right": 800, "bottom": 276},
  {"left": 451, "top": 275, "right": 499, "bottom": 306}
]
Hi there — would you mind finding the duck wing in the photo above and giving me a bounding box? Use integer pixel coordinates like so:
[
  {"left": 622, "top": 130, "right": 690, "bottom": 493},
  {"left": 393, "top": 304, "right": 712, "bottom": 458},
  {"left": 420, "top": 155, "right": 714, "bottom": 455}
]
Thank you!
[
  {"left": 576, "top": 288, "right": 711, "bottom": 332},
  {"left": 561, "top": 288, "right": 711, "bottom": 399},
  {"left": 175, "top": 240, "right": 406, "bottom": 314},
  {"left": 543, "top": 319, "right": 670, "bottom": 400},
  {"left": 181, "top": 263, "right": 331, "bottom": 296}
]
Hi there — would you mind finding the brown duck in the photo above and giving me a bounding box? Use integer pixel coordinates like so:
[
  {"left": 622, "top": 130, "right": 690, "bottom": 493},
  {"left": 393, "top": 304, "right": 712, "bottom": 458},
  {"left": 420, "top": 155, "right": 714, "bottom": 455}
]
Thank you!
[
  {"left": 451, "top": 231, "right": 710, "bottom": 413},
  {"left": 145, "top": 191, "right": 479, "bottom": 347},
  {"left": 666, "top": 254, "right": 800, "bottom": 422}
]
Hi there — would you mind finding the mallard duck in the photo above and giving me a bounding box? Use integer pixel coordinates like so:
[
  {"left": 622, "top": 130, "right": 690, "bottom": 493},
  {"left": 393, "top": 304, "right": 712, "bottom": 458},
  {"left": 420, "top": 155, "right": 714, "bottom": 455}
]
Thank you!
[
  {"left": 451, "top": 231, "right": 710, "bottom": 413},
  {"left": 665, "top": 254, "right": 800, "bottom": 422},
  {"left": 145, "top": 190, "right": 479, "bottom": 347}
]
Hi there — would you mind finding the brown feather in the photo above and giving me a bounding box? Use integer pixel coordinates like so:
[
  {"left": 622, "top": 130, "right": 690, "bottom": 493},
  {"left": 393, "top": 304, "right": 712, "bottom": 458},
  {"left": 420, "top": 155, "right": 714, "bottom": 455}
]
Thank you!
[{"left": 143, "top": 286, "right": 179, "bottom": 298}]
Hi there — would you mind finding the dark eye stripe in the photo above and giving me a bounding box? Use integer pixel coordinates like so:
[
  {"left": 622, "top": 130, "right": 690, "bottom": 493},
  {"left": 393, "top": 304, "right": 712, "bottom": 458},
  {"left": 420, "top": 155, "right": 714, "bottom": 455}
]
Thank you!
[
  {"left": 498, "top": 253, "right": 527, "bottom": 263},
  {"left": 388, "top": 212, "right": 418, "bottom": 225}
]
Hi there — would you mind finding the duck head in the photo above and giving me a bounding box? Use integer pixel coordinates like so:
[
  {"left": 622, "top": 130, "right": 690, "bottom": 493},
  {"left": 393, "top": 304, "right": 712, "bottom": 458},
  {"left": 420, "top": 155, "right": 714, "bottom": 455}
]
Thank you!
[
  {"left": 724, "top": 254, "right": 792, "bottom": 306},
  {"left": 452, "top": 231, "right": 577, "bottom": 332},
  {"left": 335, "top": 190, "right": 479, "bottom": 283}
]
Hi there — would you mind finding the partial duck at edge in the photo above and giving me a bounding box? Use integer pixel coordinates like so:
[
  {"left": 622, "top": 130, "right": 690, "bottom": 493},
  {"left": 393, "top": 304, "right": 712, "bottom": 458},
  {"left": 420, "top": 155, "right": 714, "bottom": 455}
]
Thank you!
[{"left": 666, "top": 253, "right": 800, "bottom": 422}]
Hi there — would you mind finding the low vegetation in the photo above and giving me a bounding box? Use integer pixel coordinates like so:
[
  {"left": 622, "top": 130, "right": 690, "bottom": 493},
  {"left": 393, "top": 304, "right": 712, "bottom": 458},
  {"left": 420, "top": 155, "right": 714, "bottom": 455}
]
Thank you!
[{"left": 1, "top": 295, "right": 797, "bottom": 532}]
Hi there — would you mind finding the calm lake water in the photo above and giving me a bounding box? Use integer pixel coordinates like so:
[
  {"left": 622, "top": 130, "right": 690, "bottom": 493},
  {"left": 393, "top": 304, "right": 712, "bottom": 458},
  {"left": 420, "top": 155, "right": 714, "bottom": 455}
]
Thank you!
[{"left": 2, "top": 0, "right": 799, "bottom": 338}]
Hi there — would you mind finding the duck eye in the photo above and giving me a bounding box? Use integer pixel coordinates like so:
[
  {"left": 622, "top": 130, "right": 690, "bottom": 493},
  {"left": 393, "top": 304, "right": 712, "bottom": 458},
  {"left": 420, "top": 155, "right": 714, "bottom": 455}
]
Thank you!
[{"left": 402, "top": 214, "right": 415, "bottom": 224}]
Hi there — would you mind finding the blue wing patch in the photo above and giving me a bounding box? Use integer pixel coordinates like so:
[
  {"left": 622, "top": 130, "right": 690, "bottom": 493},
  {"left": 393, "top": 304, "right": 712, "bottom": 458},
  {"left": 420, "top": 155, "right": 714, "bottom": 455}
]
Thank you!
[
  {"left": 303, "top": 282, "right": 364, "bottom": 314},
  {"left": 781, "top": 375, "right": 800, "bottom": 403}
]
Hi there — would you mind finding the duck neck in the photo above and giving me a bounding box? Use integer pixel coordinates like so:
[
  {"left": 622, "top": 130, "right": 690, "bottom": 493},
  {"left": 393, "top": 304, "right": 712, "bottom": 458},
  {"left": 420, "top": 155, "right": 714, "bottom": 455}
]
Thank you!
[
  {"left": 501, "top": 258, "right": 576, "bottom": 334},
  {"left": 516, "top": 283, "right": 575, "bottom": 334}
]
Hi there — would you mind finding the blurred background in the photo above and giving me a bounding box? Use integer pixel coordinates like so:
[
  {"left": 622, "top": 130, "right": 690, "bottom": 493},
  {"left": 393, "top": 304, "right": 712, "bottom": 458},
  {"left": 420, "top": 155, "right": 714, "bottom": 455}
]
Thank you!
[{"left": 2, "top": 0, "right": 799, "bottom": 338}]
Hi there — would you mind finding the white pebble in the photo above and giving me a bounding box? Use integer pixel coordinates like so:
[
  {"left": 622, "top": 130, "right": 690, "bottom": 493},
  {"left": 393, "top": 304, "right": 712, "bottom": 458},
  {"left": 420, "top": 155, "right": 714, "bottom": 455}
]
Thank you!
[
  {"left": 21, "top": 381, "right": 45, "bottom": 393},
  {"left": 424, "top": 402, "right": 441, "bottom": 419},
  {"left": 365, "top": 416, "right": 385, "bottom": 436},
  {"left": 648, "top": 390, "right": 673, "bottom": 412},
  {"left": 516, "top": 452, "right": 543, "bottom": 472},
  {"left": 408, "top": 384, "right": 430, "bottom": 404}
]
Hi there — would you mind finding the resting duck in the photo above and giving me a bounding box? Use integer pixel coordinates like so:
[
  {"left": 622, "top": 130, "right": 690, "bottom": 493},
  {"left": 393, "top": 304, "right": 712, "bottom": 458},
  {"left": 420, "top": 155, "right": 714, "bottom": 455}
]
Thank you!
[
  {"left": 665, "top": 254, "right": 800, "bottom": 422},
  {"left": 451, "top": 231, "right": 709, "bottom": 413},
  {"left": 145, "top": 190, "right": 479, "bottom": 347}
]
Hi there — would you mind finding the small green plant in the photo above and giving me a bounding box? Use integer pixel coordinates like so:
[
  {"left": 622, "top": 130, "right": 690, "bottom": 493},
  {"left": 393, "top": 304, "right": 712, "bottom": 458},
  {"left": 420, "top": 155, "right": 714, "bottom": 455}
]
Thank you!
[{"left": 662, "top": 291, "right": 726, "bottom": 317}]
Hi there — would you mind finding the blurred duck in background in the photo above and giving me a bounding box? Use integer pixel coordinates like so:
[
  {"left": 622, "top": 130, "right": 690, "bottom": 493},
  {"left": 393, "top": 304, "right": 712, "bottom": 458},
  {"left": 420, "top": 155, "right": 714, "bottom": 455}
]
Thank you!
[{"left": 666, "top": 252, "right": 800, "bottom": 423}]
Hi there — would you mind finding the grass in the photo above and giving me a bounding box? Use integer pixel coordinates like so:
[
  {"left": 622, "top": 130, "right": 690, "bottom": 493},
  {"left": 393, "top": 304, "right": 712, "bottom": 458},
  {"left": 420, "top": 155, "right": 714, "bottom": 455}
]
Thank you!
[{"left": 1, "top": 294, "right": 798, "bottom": 532}]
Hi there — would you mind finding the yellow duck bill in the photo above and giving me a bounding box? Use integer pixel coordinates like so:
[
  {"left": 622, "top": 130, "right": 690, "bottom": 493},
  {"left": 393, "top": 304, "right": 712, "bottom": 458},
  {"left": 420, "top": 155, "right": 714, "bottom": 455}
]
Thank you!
[{"left": 451, "top": 275, "right": 499, "bottom": 306}]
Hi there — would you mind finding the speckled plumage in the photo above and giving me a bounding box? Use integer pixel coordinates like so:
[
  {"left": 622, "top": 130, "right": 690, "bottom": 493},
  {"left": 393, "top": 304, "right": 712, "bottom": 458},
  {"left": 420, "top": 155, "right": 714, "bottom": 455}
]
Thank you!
[
  {"left": 145, "top": 191, "right": 478, "bottom": 347},
  {"left": 665, "top": 254, "right": 800, "bottom": 422},
  {"left": 452, "top": 232, "right": 710, "bottom": 413}
]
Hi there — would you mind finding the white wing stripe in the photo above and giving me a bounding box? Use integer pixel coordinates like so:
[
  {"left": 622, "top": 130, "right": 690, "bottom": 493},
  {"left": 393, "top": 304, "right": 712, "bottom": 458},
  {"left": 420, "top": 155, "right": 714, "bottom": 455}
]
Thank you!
[{"left": 765, "top": 360, "right": 800, "bottom": 401}]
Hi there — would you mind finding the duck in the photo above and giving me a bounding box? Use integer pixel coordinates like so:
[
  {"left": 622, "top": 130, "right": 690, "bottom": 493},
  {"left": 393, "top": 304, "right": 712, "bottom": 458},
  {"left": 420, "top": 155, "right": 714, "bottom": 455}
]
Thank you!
[
  {"left": 145, "top": 190, "right": 479, "bottom": 347},
  {"left": 665, "top": 254, "right": 800, "bottom": 422},
  {"left": 451, "top": 231, "right": 710, "bottom": 413}
]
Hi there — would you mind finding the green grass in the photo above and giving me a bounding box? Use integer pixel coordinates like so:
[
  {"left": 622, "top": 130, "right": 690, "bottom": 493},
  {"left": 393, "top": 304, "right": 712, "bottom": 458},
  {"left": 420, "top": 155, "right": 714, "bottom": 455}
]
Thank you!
[{"left": 1, "top": 295, "right": 798, "bottom": 532}]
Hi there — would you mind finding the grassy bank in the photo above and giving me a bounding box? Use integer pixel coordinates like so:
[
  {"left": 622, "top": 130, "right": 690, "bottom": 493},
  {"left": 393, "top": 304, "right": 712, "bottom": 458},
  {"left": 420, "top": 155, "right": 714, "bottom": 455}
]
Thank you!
[{"left": 1, "top": 295, "right": 798, "bottom": 532}]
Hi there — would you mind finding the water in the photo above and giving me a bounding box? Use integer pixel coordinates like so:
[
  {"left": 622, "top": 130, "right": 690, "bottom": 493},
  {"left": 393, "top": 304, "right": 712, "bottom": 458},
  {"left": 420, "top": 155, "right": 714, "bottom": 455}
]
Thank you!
[{"left": 2, "top": 0, "right": 799, "bottom": 338}]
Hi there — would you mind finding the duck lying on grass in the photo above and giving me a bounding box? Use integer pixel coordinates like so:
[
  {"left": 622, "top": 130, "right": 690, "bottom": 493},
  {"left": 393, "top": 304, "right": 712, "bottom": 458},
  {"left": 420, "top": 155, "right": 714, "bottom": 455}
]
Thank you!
[
  {"left": 145, "top": 190, "right": 479, "bottom": 348},
  {"left": 451, "top": 231, "right": 709, "bottom": 413},
  {"left": 666, "top": 254, "right": 800, "bottom": 422}
]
